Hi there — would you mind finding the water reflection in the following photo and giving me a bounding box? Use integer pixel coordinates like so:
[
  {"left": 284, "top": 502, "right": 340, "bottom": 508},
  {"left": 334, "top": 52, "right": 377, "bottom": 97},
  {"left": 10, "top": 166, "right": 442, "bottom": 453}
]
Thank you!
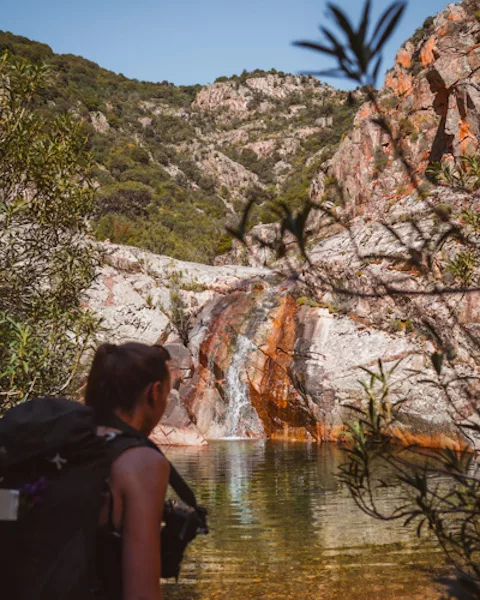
[{"left": 163, "top": 441, "right": 445, "bottom": 600}]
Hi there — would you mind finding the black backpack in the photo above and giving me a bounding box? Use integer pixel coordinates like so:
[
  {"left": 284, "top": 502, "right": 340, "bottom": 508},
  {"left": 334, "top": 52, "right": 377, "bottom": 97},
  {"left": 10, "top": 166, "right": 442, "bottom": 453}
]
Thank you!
[{"left": 0, "top": 397, "right": 207, "bottom": 600}]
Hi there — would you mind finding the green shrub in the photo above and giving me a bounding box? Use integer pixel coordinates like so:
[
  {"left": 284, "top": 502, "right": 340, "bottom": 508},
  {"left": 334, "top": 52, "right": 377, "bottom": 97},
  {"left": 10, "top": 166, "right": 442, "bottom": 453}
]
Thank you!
[
  {"left": 96, "top": 181, "right": 156, "bottom": 217},
  {"left": 0, "top": 52, "right": 99, "bottom": 410},
  {"left": 296, "top": 296, "right": 320, "bottom": 308},
  {"left": 374, "top": 146, "right": 389, "bottom": 173},
  {"left": 446, "top": 250, "right": 478, "bottom": 285},
  {"left": 398, "top": 117, "right": 415, "bottom": 138},
  {"left": 216, "top": 234, "right": 234, "bottom": 255},
  {"left": 119, "top": 165, "right": 169, "bottom": 187}
]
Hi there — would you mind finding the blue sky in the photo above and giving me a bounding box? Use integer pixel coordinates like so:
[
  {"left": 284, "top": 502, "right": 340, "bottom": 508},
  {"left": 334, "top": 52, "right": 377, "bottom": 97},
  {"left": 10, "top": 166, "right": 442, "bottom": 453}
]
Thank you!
[{"left": 3, "top": 0, "right": 453, "bottom": 88}]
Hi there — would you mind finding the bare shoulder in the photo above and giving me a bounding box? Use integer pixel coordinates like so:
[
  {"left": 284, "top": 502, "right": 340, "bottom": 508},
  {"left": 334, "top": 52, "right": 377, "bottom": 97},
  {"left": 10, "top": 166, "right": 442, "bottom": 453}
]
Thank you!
[{"left": 112, "top": 446, "right": 170, "bottom": 489}]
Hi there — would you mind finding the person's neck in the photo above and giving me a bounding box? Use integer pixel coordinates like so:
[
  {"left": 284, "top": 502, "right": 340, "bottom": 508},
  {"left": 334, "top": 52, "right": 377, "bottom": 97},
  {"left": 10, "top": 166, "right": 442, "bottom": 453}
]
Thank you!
[{"left": 114, "top": 408, "right": 149, "bottom": 436}]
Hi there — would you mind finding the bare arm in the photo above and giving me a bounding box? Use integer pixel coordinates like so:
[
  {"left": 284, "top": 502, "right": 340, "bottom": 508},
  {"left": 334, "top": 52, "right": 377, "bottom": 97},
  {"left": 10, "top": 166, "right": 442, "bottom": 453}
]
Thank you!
[{"left": 114, "top": 447, "right": 170, "bottom": 600}]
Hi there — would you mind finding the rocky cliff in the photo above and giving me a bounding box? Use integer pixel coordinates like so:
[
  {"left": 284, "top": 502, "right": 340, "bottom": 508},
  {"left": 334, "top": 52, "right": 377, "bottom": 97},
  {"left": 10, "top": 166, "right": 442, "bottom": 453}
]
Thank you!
[
  {"left": 312, "top": 0, "right": 480, "bottom": 218},
  {"left": 88, "top": 241, "right": 471, "bottom": 449}
]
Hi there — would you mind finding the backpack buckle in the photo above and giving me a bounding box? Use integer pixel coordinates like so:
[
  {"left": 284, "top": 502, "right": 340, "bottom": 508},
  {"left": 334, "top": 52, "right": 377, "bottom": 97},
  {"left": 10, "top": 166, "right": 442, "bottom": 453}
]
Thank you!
[{"left": 0, "top": 489, "right": 19, "bottom": 521}]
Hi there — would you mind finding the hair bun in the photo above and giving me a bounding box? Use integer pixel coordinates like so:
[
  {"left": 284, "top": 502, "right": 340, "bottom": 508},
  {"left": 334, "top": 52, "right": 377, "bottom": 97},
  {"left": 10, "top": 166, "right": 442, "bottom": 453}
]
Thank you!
[{"left": 101, "top": 343, "right": 117, "bottom": 356}]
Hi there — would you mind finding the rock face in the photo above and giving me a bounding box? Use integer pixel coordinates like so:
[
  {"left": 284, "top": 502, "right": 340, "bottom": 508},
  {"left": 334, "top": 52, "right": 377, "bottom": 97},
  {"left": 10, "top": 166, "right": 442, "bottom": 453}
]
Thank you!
[
  {"left": 181, "top": 274, "right": 469, "bottom": 447},
  {"left": 200, "top": 149, "right": 261, "bottom": 193},
  {"left": 193, "top": 74, "right": 334, "bottom": 114},
  {"left": 87, "top": 239, "right": 472, "bottom": 449},
  {"left": 312, "top": 0, "right": 480, "bottom": 219},
  {"left": 86, "top": 243, "right": 270, "bottom": 445},
  {"left": 87, "top": 242, "right": 268, "bottom": 344},
  {"left": 90, "top": 111, "right": 109, "bottom": 133}
]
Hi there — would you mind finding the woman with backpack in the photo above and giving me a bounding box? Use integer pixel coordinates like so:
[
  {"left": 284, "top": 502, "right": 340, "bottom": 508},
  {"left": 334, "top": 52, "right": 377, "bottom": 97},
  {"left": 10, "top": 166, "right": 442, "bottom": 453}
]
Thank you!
[
  {"left": 86, "top": 342, "right": 172, "bottom": 600},
  {"left": 0, "top": 342, "right": 176, "bottom": 600}
]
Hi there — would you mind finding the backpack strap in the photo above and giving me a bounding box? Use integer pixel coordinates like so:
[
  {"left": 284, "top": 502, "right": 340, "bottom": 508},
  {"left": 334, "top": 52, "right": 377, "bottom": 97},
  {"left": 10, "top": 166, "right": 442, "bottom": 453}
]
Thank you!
[{"left": 97, "top": 413, "right": 200, "bottom": 510}]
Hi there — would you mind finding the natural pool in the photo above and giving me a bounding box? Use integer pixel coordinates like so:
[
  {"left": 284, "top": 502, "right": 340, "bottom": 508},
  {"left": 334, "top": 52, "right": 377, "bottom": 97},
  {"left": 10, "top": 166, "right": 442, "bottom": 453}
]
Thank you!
[{"left": 163, "top": 441, "right": 445, "bottom": 600}]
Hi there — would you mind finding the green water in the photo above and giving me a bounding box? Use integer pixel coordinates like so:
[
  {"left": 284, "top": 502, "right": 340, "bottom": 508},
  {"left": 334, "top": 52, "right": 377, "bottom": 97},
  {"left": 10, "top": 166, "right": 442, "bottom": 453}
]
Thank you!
[{"left": 163, "top": 441, "right": 445, "bottom": 600}]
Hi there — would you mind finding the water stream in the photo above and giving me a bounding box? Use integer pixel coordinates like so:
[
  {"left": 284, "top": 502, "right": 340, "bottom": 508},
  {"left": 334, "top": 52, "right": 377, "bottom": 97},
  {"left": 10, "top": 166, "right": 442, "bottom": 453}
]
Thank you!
[
  {"left": 163, "top": 441, "right": 446, "bottom": 600},
  {"left": 224, "top": 334, "right": 264, "bottom": 439}
]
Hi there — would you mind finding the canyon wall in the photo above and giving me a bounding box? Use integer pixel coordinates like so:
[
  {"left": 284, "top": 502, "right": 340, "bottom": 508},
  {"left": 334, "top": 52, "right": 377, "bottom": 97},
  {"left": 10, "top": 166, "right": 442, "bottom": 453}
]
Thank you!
[{"left": 312, "top": 0, "right": 480, "bottom": 219}]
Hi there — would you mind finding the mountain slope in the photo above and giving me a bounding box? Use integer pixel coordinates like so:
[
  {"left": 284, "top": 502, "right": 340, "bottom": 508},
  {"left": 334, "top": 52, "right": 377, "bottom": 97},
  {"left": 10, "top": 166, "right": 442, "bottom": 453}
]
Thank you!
[{"left": 0, "top": 31, "right": 358, "bottom": 263}]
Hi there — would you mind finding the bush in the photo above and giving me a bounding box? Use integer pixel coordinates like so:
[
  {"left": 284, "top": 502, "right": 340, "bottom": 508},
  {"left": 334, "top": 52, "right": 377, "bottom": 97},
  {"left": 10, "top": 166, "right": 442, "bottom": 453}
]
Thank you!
[
  {"left": 96, "top": 181, "right": 156, "bottom": 217},
  {"left": 216, "top": 234, "right": 233, "bottom": 255},
  {"left": 373, "top": 146, "right": 389, "bottom": 173},
  {"left": 0, "top": 52, "right": 99, "bottom": 410},
  {"left": 119, "top": 165, "right": 169, "bottom": 187}
]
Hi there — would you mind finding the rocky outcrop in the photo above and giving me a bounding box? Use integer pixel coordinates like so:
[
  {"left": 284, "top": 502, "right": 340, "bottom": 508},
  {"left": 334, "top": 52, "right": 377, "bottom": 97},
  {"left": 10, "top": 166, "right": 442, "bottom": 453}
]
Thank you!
[
  {"left": 312, "top": 0, "right": 480, "bottom": 219},
  {"left": 86, "top": 243, "right": 271, "bottom": 445},
  {"left": 87, "top": 240, "right": 473, "bottom": 449},
  {"left": 180, "top": 274, "right": 469, "bottom": 447},
  {"left": 87, "top": 242, "right": 269, "bottom": 343},
  {"left": 84, "top": 1, "right": 480, "bottom": 449},
  {"left": 90, "top": 111, "right": 109, "bottom": 133},
  {"left": 193, "top": 74, "right": 335, "bottom": 114},
  {"left": 200, "top": 149, "right": 261, "bottom": 193}
]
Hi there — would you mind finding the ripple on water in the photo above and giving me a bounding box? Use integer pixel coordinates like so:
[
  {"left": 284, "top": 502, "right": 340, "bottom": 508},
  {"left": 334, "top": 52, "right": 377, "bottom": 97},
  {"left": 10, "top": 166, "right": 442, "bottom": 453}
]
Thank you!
[{"left": 163, "top": 441, "right": 446, "bottom": 600}]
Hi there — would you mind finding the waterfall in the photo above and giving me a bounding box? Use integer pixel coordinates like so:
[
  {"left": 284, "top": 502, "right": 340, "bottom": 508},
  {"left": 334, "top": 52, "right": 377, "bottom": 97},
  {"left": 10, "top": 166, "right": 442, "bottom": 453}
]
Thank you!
[{"left": 224, "top": 334, "right": 264, "bottom": 439}]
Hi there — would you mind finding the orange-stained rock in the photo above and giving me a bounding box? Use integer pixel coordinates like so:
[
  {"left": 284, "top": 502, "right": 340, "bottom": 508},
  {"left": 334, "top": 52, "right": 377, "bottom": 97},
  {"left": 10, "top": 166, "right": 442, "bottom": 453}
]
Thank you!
[
  {"left": 247, "top": 295, "right": 321, "bottom": 441},
  {"left": 311, "top": 0, "right": 480, "bottom": 219},
  {"left": 446, "top": 4, "right": 467, "bottom": 23},
  {"left": 396, "top": 48, "right": 412, "bottom": 70},
  {"left": 357, "top": 102, "right": 373, "bottom": 120},
  {"left": 385, "top": 70, "right": 413, "bottom": 97},
  {"left": 420, "top": 35, "right": 437, "bottom": 67},
  {"left": 389, "top": 427, "right": 469, "bottom": 451},
  {"left": 459, "top": 119, "right": 479, "bottom": 154}
]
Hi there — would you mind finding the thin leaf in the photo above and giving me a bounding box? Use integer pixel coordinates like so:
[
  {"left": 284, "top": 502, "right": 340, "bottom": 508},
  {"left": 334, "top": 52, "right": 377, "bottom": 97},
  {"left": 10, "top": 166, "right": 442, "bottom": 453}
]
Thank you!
[
  {"left": 292, "top": 41, "right": 338, "bottom": 57},
  {"left": 358, "top": 0, "right": 372, "bottom": 43},
  {"left": 327, "top": 4, "right": 356, "bottom": 46},
  {"left": 320, "top": 27, "right": 349, "bottom": 63},
  {"left": 369, "top": 2, "right": 404, "bottom": 49},
  {"left": 372, "top": 55, "right": 382, "bottom": 84},
  {"left": 371, "top": 4, "right": 406, "bottom": 57},
  {"left": 431, "top": 352, "right": 444, "bottom": 376}
]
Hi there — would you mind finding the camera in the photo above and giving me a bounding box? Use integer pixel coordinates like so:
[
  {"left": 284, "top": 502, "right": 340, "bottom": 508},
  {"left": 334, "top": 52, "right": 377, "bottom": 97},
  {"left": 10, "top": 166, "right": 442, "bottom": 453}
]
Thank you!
[{"left": 161, "top": 499, "right": 208, "bottom": 580}]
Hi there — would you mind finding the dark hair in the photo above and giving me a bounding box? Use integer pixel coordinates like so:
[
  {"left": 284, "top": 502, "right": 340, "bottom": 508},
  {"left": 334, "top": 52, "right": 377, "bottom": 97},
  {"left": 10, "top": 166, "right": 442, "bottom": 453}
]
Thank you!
[{"left": 84, "top": 342, "right": 170, "bottom": 416}]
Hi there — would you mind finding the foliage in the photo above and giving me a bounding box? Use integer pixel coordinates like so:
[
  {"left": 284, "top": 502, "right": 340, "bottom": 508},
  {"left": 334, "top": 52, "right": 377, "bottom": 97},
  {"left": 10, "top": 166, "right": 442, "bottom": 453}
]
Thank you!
[
  {"left": 214, "top": 68, "right": 287, "bottom": 85},
  {"left": 96, "top": 181, "right": 156, "bottom": 217},
  {"left": 446, "top": 250, "right": 479, "bottom": 286},
  {"left": 223, "top": 146, "right": 281, "bottom": 185},
  {"left": 337, "top": 361, "right": 480, "bottom": 599},
  {"left": 0, "top": 32, "right": 201, "bottom": 108},
  {"left": 409, "top": 16, "right": 435, "bottom": 48},
  {"left": 158, "top": 270, "right": 194, "bottom": 345},
  {"left": 0, "top": 51, "right": 99, "bottom": 411},
  {"left": 294, "top": 0, "right": 406, "bottom": 86},
  {"left": 397, "top": 117, "right": 415, "bottom": 138},
  {"left": 427, "top": 156, "right": 480, "bottom": 191}
]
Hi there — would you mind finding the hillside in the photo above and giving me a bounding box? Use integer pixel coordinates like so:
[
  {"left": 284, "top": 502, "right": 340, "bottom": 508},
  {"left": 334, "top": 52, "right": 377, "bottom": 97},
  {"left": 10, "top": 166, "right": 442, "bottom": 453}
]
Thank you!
[{"left": 0, "top": 31, "right": 358, "bottom": 263}]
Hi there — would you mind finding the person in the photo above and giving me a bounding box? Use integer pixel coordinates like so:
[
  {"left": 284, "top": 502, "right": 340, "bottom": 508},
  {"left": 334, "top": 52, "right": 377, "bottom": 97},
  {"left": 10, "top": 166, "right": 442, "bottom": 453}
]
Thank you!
[
  {"left": 0, "top": 341, "right": 173, "bottom": 600},
  {"left": 85, "top": 342, "right": 172, "bottom": 600}
]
